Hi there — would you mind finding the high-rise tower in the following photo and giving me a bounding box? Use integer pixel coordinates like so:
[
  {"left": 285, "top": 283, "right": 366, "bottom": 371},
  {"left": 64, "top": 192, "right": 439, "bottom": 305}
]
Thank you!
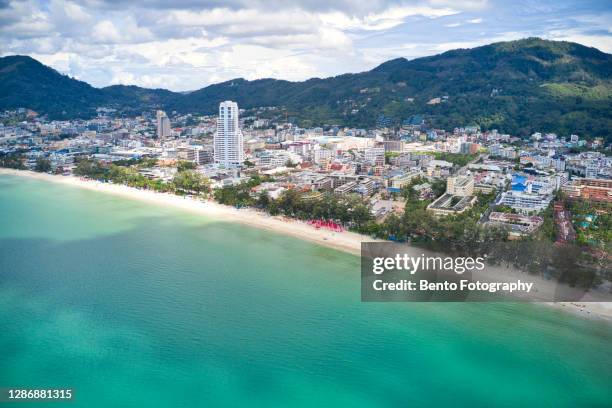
[
  {"left": 156, "top": 110, "right": 171, "bottom": 139},
  {"left": 214, "top": 101, "right": 244, "bottom": 167}
]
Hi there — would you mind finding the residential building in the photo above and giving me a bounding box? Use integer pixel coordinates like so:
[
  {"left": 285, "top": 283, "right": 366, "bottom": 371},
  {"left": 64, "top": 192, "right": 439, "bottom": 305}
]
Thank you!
[
  {"left": 386, "top": 171, "right": 420, "bottom": 192},
  {"left": 412, "top": 182, "right": 433, "bottom": 200},
  {"left": 427, "top": 194, "right": 477, "bottom": 217},
  {"left": 561, "top": 178, "right": 612, "bottom": 203},
  {"left": 334, "top": 181, "right": 357, "bottom": 195},
  {"left": 485, "top": 212, "right": 544, "bottom": 238},
  {"left": 446, "top": 175, "right": 474, "bottom": 196},
  {"left": 496, "top": 191, "right": 552, "bottom": 214},
  {"left": 355, "top": 179, "right": 375, "bottom": 196},
  {"left": 156, "top": 110, "right": 171, "bottom": 139},
  {"left": 214, "top": 101, "right": 244, "bottom": 167}
]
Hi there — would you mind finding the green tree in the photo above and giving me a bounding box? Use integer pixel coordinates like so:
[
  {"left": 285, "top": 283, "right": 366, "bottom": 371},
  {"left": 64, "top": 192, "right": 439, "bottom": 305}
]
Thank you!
[
  {"left": 34, "top": 157, "right": 52, "bottom": 173},
  {"left": 256, "top": 191, "right": 271, "bottom": 208},
  {"left": 177, "top": 160, "right": 196, "bottom": 172},
  {"left": 172, "top": 170, "right": 210, "bottom": 195},
  {"left": 0, "top": 153, "right": 26, "bottom": 169},
  {"left": 73, "top": 159, "right": 108, "bottom": 179}
]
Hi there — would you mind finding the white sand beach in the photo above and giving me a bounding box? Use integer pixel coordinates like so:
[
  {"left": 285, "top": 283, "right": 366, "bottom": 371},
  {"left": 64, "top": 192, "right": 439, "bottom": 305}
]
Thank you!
[
  {"left": 2, "top": 168, "right": 611, "bottom": 322},
  {"left": 0, "top": 168, "right": 373, "bottom": 256}
]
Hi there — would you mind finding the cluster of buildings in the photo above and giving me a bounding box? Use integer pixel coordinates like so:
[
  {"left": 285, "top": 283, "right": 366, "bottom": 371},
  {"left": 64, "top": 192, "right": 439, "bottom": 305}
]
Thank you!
[
  {"left": 495, "top": 174, "right": 555, "bottom": 214},
  {"left": 1, "top": 101, "right": 610, "bottom": 235},
  {"left": 426, "top": 175, "right": 477, "bottom": 217},
  {"left": 561, "top": 178, "right": 612, "bottom": 203},
  {"left": 485, "top": 212, "right": 544, "bottom": 238}
]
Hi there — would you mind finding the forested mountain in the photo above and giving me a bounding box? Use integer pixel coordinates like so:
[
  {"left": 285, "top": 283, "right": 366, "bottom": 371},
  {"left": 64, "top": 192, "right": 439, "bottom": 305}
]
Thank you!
[
  {"left": 1, "top": 38, "right": 610, "bottom": 140},
  {"left": 0, "top": 56, "right": 176, "bottom": 118}
]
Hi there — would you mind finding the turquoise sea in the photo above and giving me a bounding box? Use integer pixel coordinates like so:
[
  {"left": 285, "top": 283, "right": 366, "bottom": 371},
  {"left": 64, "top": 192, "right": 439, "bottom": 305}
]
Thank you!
[{"left": 1, "top": 174, "right": 611, "bottom": 407}]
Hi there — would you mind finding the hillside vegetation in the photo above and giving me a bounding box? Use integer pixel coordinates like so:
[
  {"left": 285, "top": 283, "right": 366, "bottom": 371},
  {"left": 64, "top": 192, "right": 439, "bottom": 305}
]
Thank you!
[{"left": 1, "top": 38, "right": 610, "bottom": 141}]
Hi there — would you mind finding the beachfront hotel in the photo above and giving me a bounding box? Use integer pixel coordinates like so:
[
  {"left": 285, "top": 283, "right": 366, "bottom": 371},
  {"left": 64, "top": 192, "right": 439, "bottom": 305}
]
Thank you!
[{"left": 214, "top": 101, "right": 244, "bottom": 168}]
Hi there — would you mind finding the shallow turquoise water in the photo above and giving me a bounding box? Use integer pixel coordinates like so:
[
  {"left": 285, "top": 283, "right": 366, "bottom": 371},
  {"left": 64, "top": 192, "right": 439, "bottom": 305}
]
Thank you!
[{"left": 1, "top": 175, "right": 611, "bottom": 407}]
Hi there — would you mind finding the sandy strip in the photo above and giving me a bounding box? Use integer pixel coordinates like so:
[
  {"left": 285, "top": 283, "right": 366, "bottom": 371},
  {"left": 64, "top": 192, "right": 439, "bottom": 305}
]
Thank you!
[
  {"left": 0, "top": 169, "right": 374, "bottom": 256},
  {"left": 2, "top": 168, "right": 611, "bottom": 322}
]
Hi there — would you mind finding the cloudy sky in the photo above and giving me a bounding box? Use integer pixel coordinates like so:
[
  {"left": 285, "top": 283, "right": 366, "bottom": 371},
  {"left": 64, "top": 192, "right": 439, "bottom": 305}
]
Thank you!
[{"left": 1, "top": 0, "right": 610, "bottom": 91}]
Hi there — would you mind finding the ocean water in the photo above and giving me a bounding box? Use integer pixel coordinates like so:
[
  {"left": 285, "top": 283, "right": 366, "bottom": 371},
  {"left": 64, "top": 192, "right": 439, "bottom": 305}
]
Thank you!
[{"left": 1, "top": 174, "right": 611, "bottom": 407}]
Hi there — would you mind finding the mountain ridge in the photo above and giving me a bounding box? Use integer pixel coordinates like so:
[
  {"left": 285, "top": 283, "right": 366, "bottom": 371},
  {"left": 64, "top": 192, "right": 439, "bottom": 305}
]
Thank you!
[{"left": 1, "top": 38, "right": 611, "bottom": 141}]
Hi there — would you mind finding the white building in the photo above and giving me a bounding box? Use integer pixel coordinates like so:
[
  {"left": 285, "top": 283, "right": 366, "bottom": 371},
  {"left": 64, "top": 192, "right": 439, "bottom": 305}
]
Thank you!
[
  {"left": 259, "top": 151, "right": 302, "bottom": 168},
  {"left": 214, "top": 101, "right": 244, "bottom": 167},
  {"left": 364, "top": 147, "right": 385, "bottom": 164},
  {"left": 387, "top": 171, "right": 420, "bottom": 190},
  {"left": 156, "top": 110, "right": 171, "bottom": 139},
  {"left": 446, "top": 175, "right": 474, "bottom": 197},
  {"left": 496, "top": 191, "right": 552, "bottom": 214},
  {"left": 314, "top": 148, "right": 332, "bottom": 164},
  {"left": 176, "top": 145, "right": 213, "bottom": 165}
]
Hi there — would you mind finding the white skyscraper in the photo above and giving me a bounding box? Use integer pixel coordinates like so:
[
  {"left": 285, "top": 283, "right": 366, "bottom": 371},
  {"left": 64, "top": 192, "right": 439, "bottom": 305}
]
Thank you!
[
  {"left": 214, "top": 101, "right": 244, "bottom": 167},
  {"left": 156, "top": 110, "right": 171, "bottom": 139}
]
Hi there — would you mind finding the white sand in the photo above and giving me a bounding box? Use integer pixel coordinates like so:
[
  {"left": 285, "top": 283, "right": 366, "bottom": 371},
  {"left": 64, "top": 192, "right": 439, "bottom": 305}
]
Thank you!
[
  {"left": 2, "top": 168, "right": 611, "bottom": 322},
  {"left": 0, "top": 169, "right": 374, "bottom": 255}
]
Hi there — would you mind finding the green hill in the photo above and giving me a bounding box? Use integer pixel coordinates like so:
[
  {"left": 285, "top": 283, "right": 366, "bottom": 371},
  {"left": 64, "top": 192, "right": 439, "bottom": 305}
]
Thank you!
[
  {"left": 0, "top": 55, "right": 102, "bottom": 118},
  {"left": 1, "top": 38, "right": 610, "bottom": 141},
  {"left": 0, "top": 56, "right": 176, "bottom": 118}
]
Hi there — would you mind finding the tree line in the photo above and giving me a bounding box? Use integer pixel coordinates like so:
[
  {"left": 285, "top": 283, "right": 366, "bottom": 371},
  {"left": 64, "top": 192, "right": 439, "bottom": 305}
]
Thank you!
[
  {"left": 4, "top": 154, "right": 603, "bottom": 288},
  {"left": 73, "top": 159, "right": 210, "bottom": 195}
]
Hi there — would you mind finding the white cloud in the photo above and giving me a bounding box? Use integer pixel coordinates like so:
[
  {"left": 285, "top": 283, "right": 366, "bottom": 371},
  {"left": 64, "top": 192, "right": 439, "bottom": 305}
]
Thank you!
[
  {"left": 92, "top": 20, "right": 122, "bottom": 43},
  {"left": 425, "top": 31, "right": 528, "bottom": 53},
  {"left": 48, "top": 0, "right": 91, "bottom": 25},
  {"left": 545, "top": 30, "right": 612, "bottom": 53},
  {"left": 429, "top": 0, "right": 488, "bottom": 10},
  {"left": 0, "top": 0, "right": 610, "bottom": 91},
  {"left": 321, "top": 4, "right": 458, "bottom": 31}
]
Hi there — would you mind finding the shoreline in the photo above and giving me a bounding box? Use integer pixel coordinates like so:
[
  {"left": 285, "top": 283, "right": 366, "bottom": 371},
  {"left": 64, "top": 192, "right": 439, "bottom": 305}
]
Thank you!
[
  {"left": 0, "top": 168, "right": 374, "bottom": 256},
  {"left": 2, "top": 168, "right": 611, "bottom": 322}
]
